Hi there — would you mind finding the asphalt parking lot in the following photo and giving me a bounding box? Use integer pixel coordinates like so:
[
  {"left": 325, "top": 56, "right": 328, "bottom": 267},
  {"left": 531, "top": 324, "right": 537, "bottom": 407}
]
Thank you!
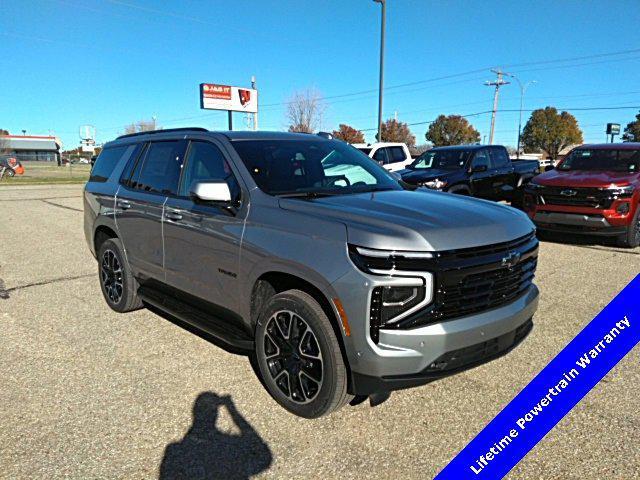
[{"left": 1, "top": 184, "right": 638, "bottom": 479}]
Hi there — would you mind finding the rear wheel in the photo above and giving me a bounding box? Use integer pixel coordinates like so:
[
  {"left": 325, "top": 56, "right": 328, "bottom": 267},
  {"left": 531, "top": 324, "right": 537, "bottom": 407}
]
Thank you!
[
  {"left": 255, "top": 290, "right": 350, "bottom": 418},
  {"left": 98, "top": 238, "right": 143, "bottom": 312},
  {"left": 617, "top": 206, "right": 640, "bottom": 248}
]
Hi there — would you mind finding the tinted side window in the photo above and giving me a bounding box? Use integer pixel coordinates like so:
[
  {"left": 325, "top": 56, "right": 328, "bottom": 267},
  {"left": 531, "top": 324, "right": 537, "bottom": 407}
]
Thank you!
[
  {"left": 90, "top": 145, "right": 136, "bottom": 182},
  {"left": 134, "top": 141, "right": 183, "bottom": 194},
  {"left": 389, "top": 146, "right": 407, "bottom": 162},
  {"left": 180, "top": 141, "right": 240, "bottom": 201},
  {"left": 490, "top": 148, "right": 510, "bottom": 168},
  {"left": 372, "top": 148, "right": 388, "bottom": 164},
  {"left": 473, "top": 149, "right": 491, "bottom": 169},
  {"left": 120, "top": 143, "right": 146, "bottom": 187}
]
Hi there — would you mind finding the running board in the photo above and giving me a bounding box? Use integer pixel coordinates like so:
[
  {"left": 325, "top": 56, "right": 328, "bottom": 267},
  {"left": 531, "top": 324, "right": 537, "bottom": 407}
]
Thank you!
[{"left": 138, "top": 286, "right": 254, "bottom": 352}]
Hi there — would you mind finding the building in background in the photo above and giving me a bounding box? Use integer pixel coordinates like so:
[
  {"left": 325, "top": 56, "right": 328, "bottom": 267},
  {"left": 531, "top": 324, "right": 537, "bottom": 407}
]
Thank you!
[{"left": 0, "top": 135, "right": 63, "bottom": 164}]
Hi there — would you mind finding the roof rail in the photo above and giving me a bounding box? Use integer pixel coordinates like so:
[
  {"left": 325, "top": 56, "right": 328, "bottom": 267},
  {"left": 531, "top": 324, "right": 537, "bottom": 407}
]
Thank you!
[{"left": 116, "top": 127, "right": 209, "bottom": 140}]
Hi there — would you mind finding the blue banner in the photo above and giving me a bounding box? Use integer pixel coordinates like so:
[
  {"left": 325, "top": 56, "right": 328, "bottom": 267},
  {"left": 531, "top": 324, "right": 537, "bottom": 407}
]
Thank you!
[{"left": 435, "top": 274, "right": 640, "bottom": 479}]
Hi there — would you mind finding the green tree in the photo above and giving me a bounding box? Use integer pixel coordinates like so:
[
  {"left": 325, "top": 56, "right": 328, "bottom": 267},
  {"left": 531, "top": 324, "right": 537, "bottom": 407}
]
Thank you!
[
  {"left": 376, "top": 119, "right": 415, "bottom": 146},
  {"left": 521, "top": 107, "right": 583, "bottom": 160},
  {"left": 425, "top": 115, "right": 480, "bottom": 146},
  {"left": 332, "top": 124, "right": 365, "bottom": 143},
  {"left": 623, "top": 111, "right": 640, "bottom": 142}
]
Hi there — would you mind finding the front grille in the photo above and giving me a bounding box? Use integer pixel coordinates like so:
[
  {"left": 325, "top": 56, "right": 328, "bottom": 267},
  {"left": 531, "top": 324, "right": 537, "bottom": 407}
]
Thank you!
[
  {"left": 432, "top": 257, "right": 536, "bottom": 321},
  {"left": 391, "top": 232, "right": 538, "bottom": 329},
  {"left": 537, "top": 187, "right": 614, "bottom": 209}
]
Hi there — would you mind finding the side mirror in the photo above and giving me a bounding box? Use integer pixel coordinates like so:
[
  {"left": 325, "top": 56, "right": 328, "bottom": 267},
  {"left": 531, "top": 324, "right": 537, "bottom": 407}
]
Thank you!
[
  {"left": 190, "top": 181, "right": 232, "bottom": 203},
  {"left": 471, "top": 164, "right": 488, "bottom": 173},
  {"left": 545, "top": 165, "right": 555, "bottom": 172}
]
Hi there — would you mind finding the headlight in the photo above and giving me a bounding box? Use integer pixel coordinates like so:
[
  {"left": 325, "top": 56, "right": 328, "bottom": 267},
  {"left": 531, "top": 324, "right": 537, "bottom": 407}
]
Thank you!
[
  {"left": 607, "top": 185, "right": 635, "bottom": 198},
  {"left": 525, "top": 182, "right": 545, "bottom": 192},
  {"left": 348, "top": 244, "right": 434, "bottom": 342},
  {"left": 422, "top": 178, "right": 447, "bottom": 189},
  {"left": 348, "top": 244, "right": 434, "bottom": 274}
]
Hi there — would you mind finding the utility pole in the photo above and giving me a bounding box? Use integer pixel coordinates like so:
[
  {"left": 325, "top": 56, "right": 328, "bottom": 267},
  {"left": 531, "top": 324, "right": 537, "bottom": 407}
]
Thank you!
[
  {"left": 484, "top": 69, "right": 510, "bottom": 145},
  {"left": 373, "top": 0, "right": 386, "bottom": 142},
  {"left": 507, "top": 74, "right": 536, "bottom": 158},
  {"left": 251, "top": 75, "right": 258, "bottom": 131}
]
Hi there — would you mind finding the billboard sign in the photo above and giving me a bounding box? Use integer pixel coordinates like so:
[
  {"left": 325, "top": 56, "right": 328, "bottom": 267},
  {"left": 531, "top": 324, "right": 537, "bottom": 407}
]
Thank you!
[
  {"left": 606, "top": 123, "right": 620, "bottom": 135},
  {"left": 200, "top": 83, "right": 258, "bottom": 113}
]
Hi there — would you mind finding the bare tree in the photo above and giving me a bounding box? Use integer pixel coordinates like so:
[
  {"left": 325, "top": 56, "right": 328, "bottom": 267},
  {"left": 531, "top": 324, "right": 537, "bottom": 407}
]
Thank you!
[
  {"left": 285, "top": 89, "right": 325, "bottom": 133},
  {"left": 124, "top": 118, "right": 158, "bottom": 135}
]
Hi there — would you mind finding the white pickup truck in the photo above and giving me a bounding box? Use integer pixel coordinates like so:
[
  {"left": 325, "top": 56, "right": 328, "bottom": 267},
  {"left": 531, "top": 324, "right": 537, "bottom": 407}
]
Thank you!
[{"left": 353, "top": 142, "right": 414, "bottom": 172}]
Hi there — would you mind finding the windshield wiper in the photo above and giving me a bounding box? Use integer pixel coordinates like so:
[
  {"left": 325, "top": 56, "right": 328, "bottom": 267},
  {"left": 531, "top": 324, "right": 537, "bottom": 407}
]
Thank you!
[{"left": 275, "top": 190, "right": 344, "bottom": 199}]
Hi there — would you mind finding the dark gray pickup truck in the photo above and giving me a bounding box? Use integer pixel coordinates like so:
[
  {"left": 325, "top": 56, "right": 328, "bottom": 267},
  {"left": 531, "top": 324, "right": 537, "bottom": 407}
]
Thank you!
[{"left": 400, "top": 145, "right": 540, "bottom": 202}]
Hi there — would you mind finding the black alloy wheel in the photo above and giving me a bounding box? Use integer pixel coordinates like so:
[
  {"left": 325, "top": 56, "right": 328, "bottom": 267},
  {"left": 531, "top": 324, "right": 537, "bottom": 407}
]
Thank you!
[
  {"left": 101, "top": 249, "right": 123, "bottom": 304},
  {"left": 263, "top": 310, "right": 323, "bottom": 404}
]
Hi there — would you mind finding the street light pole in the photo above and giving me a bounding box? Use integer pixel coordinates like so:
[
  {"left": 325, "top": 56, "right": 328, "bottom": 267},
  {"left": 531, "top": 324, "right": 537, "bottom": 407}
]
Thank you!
[
  {"left": 374, "top": 0, "right": 386, "bottom": 142},
  {"left": 508, "top": 74, "right": 536, "bottom": 159}
]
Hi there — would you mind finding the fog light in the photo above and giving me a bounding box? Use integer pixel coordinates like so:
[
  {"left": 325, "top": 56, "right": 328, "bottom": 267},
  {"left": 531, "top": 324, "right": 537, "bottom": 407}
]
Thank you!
[{"left": 616, "top": 202, "right": 630, "bottom": 214}]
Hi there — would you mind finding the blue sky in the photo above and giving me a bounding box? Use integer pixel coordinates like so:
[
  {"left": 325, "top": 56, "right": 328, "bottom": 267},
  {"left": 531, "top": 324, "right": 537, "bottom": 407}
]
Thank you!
[{"left": 2, "top": 0, "right": 640, "bottom": 149}]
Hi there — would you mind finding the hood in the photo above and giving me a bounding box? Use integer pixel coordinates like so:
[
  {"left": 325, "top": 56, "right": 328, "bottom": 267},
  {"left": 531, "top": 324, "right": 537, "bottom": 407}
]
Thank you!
[
  {"left": 534, "top": 169, "right": 640, "bottom": 188},
  {"left": 400, "top": 168, "right": 462, "bottom": 184},
  {"left": 278, "top": 190, "right": 534, "bottom": 251}
]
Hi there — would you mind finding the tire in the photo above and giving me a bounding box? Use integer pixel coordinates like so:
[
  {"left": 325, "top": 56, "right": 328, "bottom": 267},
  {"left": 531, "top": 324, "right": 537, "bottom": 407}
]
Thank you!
[
  {"left": 97, "top": 238, "right": 143, "bottom": 312},
  {"left": 617, "top": 206, "right": 640, "bottom": 248},
  {"left": 255, "top": 289, "right": 350, "bottom": 418},
  {"left": 6, "top": 169, "right": 15, "bottom": 177}
]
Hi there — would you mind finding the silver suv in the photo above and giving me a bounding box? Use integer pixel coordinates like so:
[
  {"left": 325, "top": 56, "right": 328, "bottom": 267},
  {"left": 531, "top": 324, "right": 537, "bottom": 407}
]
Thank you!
[{"left": 84, "top": 128, "right": 539, "bottom": 418}]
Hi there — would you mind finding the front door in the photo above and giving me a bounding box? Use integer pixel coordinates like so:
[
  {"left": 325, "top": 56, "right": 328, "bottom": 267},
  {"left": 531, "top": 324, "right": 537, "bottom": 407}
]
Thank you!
[
  {"left": 489, "top": 147, "right": 516, "bottom": 200},
  {"left": 469, "top": 148, "right": 494, "bottom": 198},
  {"left": 163, "top": 139, "right": 245, "bottom": 312},
  {"left": 115, "top": 140, "right": 185, "bottom": 280}
]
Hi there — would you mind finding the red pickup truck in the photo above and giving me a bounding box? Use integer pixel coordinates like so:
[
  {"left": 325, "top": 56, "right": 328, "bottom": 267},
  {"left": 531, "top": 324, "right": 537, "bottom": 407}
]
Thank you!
[{"left": 523, "top": 143, "right": 640, "bottom": 248}]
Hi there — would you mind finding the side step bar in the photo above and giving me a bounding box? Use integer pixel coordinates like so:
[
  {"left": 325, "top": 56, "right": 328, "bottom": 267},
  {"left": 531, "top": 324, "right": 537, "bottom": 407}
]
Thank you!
[{"left": 138, "top": 286, "right": 255, "bottom": 352}]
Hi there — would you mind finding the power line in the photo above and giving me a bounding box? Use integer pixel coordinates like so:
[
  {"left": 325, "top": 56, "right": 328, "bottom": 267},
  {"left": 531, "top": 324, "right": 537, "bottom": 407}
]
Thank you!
[{"left": 357, "top": 105, "right": 640, "bottom": 133}]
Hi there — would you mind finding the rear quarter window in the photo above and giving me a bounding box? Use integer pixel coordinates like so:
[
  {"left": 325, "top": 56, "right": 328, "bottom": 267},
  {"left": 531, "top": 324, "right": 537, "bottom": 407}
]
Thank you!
[{"left": 90, "top": 145, "right": 137, "bottom": 183}]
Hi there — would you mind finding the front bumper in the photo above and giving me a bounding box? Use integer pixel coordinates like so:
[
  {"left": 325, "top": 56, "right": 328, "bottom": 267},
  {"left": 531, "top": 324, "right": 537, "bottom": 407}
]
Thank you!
[
  {"left": 532, "top": 211, "right": 628, "bottom": 236},
  {"left": 333, "top": 260, "right": 539, "bottom": 394}
]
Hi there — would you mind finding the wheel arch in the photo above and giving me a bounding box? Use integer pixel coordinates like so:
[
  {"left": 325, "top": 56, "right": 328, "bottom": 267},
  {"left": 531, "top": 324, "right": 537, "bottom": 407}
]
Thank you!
[
  {"left": 447, "top": 183, "right": 471, "bottom": 194},
  {"left": 94, "top": 225, "right": 118, "bottom": 254},
  {"left": 249, "top": 270, "right": 353, "bottom": 387}
]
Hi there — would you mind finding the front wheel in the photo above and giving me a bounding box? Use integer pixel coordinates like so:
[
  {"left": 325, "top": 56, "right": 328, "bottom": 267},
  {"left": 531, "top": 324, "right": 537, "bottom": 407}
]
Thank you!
[
  {"left": 255, "top": 290, "right": 350, "bottom": 418},
  {"left": 617, "top": 206, "right": 640, "bottom": 248}
]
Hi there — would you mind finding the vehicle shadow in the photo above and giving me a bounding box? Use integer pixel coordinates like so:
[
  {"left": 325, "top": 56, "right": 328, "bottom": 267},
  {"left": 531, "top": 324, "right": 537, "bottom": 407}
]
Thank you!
[
  {"left": 159, "top": 392, "right": 272, "bottom": 480},
  {"left": 537, "top": 230, "right": 622, "bottom": 249}
]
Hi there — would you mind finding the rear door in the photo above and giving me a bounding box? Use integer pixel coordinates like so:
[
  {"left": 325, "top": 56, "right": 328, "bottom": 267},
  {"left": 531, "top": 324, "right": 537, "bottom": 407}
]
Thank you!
[
  {"left": 489, "top": 147, "right": 516, "bottom": 200},
  {"left": 386, "top": 146, "right": 411, "bottom": 171},
  {"left": 115, "top": 139, "right": 186, "bottom": 280},
  {"left": 372, "top": 147, "right": 389, "bottom": 167},
  {"left": 469, "top": 148, "right": 494, "bottom": 198},
  {"left": 163, "top": 138, "right": 245, "bottom": 312}
]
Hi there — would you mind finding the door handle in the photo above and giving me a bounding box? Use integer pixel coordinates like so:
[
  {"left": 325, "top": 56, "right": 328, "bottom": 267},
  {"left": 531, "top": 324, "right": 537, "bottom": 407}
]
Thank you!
[
  {"left": 165, "top": 210, "right": 183, "bottom": 221},
  {"left": 117, "top": 199, "right": 131, "bottom": 210}
]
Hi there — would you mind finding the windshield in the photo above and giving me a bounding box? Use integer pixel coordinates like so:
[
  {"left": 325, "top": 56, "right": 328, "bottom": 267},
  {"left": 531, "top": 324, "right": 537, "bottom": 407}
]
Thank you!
[
  {"left": 410, "top": 149, "right": 469, "bottom": 170},
  {"left": 356, "top": 147, "right": 372, "bottom": 156},
  {"left": 558, "top": 149, "right": 640, "bottom": 172},
  {"left": 230, "top": 139, "right": 401, "bottom": 196}
]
